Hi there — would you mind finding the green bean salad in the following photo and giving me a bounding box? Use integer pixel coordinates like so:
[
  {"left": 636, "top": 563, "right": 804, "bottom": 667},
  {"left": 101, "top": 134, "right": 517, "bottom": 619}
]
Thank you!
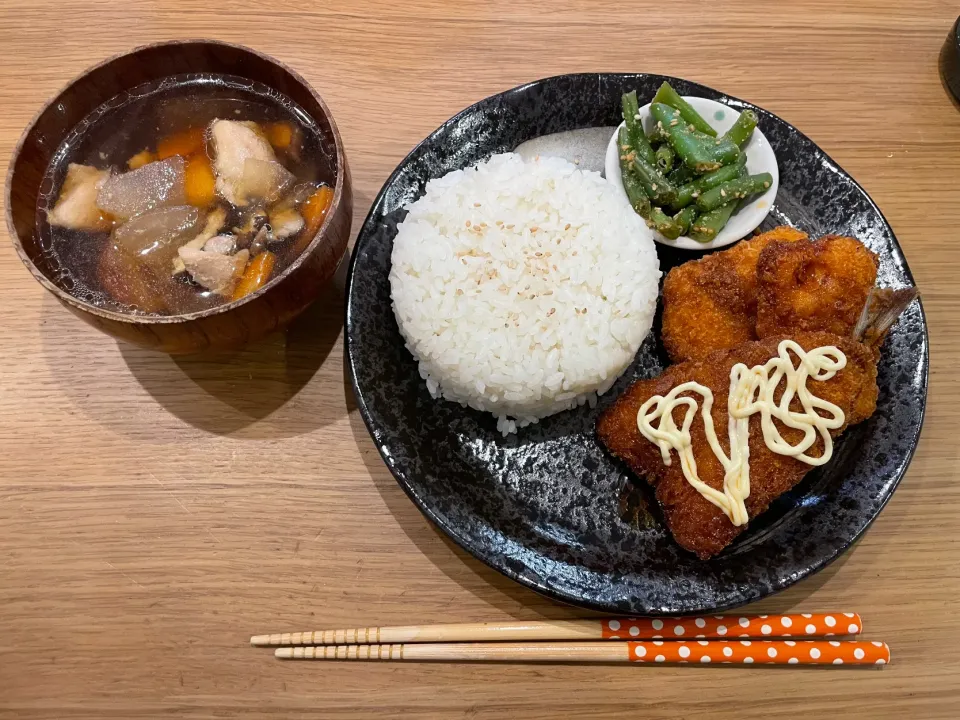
[{"left": 617, "top": 82, "right": 772, "bottom": 242}]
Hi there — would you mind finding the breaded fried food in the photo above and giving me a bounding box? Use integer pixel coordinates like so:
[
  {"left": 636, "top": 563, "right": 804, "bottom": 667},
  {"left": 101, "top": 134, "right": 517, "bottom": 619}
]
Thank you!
[
  {"left": 756, "top": 235, "right": 879, "bottom": 340},
  {"left": 597, "top": 331, "right": 878, "bottom": 559},
  {"left": 661, "top": 226, "right": 808, "bottom": 363}
]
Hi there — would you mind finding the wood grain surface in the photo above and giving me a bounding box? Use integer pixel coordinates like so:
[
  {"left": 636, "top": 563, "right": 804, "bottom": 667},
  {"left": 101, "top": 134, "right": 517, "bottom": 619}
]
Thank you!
[{"left": 0, "top": 1, "right": 958, "bottom": 718}]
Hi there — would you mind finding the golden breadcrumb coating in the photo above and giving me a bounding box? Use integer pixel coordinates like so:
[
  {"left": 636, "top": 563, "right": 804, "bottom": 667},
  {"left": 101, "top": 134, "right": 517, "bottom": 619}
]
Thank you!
[
  {"left": 597, "top": 332, "right": 878, "bottom": 559},
  {"left": 755, "top": 234, "right": 879, "bottom": 340},
  {"left": 661, "top": 226, "right": 808, "bottom": 363}
]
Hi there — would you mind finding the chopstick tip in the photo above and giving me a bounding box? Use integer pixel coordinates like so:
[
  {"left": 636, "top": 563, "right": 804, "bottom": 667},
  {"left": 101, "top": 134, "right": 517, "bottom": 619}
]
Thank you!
[
  {"left": 275, "top": 647, "right": 294, "bottom": 659},
  {"left": 250, "top": 635, "right": 270, "bottom": 646}
]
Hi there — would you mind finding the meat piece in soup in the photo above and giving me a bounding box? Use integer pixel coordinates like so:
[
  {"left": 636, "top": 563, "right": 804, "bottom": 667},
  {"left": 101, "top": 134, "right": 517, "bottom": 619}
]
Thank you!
[
  {"left": 210, "top": 120, "right": 276, "bottom": 206},
  {"left": 171, "top": 206, "right": 228, "bottom": 275},
  {"left": 178, "top": 247, "right": 249, "bottom": 296},
  {"left": 47, "top": 164, "right": 112, "bottom": 231},
  {"left": 203, "top": 234, "right": 237, "bottom": 255}
]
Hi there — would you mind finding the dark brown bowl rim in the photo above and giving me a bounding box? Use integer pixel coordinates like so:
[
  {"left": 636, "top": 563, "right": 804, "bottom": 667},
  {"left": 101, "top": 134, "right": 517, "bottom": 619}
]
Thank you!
[{"left": 5, "top": 38, "right": 348, "bottom": 325}]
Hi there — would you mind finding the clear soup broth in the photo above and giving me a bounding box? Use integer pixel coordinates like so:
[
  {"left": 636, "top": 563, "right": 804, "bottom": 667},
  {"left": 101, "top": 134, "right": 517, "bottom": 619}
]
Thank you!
[{"left": 38, "top": 73, "right": 336, "bottom": 316}]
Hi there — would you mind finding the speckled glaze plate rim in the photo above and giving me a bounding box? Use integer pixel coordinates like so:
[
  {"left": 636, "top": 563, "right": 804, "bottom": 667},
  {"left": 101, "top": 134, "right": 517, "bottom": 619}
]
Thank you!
[{"left": 344, "top": 73, "right": 929, "bottom": 615}]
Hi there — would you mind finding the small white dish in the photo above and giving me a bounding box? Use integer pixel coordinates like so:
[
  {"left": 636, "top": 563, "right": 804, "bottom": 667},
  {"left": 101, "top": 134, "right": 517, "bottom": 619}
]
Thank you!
[{"left": 605, "top": 96, "right": 778, "bottom": 251}]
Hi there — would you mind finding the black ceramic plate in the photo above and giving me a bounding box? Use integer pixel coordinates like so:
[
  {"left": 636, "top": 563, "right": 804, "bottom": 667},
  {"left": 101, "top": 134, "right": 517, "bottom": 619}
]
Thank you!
[{"left": 345, "top": 74, "right": 928, "bottom": 615}]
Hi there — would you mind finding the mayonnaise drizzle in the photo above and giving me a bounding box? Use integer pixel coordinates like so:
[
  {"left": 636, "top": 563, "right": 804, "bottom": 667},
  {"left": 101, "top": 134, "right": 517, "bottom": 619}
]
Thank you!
[{"left": 636, "top": 340, "right": 847, "bottom": 526}]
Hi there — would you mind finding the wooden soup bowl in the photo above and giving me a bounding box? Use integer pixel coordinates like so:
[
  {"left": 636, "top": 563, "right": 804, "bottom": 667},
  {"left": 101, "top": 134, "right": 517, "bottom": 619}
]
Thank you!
[{"left": 6, "top": 40, "right": 352, "bottom": 354}]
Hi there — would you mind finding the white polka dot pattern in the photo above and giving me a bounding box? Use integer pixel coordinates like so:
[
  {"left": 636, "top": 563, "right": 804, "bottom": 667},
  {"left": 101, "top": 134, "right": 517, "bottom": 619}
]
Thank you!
[
  {"left": 599, "top": 614, "right": 863, "bottom": 641},
  {"left": 623, "top": 640, "right": 889, "bottom": 665}
]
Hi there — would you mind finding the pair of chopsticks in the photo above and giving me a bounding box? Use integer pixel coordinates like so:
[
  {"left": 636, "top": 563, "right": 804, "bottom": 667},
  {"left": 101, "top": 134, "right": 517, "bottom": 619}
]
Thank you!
[{"left": 251, "top": 613, "right": 890, "bottom": 666}]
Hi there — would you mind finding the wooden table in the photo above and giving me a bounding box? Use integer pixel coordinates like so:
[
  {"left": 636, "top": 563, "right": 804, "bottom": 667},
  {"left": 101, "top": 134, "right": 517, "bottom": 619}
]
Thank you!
[{"left": 1, "top": 1, "right": 958, "bottom": 717}]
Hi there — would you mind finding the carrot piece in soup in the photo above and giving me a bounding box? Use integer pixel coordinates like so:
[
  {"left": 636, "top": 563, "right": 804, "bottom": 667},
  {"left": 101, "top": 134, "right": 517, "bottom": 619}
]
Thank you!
[
  {"left": 302, "top": 186, "right": 334, "bottom": 235},
  {"left": 232, "top": 250, "right": 276, "bottom": 301},
  {"left": 156, "top": 126, "right": 207, "bottom": 160},
  {"left": 184, "top": 154, "right": 217, "bottom": 208},
  {"left": 265, "top": 122, "right": 294, "bottom": 149},
  {"left": 296, "top": 186, "right": 334, "bottom": 254},
  {"left": 127, "top": 149, "right": 157, "bottom": 170}
]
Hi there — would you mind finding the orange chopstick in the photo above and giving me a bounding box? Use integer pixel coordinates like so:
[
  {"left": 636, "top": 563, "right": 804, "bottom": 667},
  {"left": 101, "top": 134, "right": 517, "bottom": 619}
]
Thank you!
[
  {"left": 251, "top": 613, "right": 862, "bottom": 646},
  {"left": 598, "top": 613, "right": 861, "bottom": 639},
  {"left": 275, "top": 639, "right": 890, "bottom": 666}
]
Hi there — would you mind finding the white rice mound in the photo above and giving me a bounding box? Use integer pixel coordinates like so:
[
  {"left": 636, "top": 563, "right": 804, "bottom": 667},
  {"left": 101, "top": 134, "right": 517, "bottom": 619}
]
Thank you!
[{"left": 389, "top": 152, "right": 660, "bottom": 434}]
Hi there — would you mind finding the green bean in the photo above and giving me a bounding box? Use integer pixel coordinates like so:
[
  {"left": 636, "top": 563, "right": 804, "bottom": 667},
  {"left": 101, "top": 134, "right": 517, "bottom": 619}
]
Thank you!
[
  {"left": 671, "top": 183, "right": 697, "bottom": 211},
  {"left": 648, "top": 206, "right": 683, "bottom": 240},
  {"left": 621, "top": 170, "right": 651, "bottom": 218},
  {"left": 655, "top": 144, "right": 675, "bottom": 172},
  {"left": 673, "top": 206, "right": 698, "bottom": 236},
  {"left": 651, "top": 103, "right": 740, "bottom": 173},
  {"left": 617, "top": 124, "right": 632, "bottom": 155},
  {"left": 732, "top": 149, "right": 750, "bottom": 166},
  {"left": 704, "top": 152, "right": 747, "bottom": 184},
  {"left": 647, "top": 119, "right": 669, "bottom": 145},
  {"left": 723, "top": 109, "right": 758, "bottom": 148},
  {"left": 629, "top": 155, "right": 678, "bottom": 207},
  {"left": 621, "top": 91, "right": 656, "bottom": 165},
  {"left": 616, "top": 116, "right": 676, "bottom": 206},
  {"left": 688, "top": 201, "right": 738, "bottom": 243},
  {"left": 652, "top": 81, "right": 717, "bottom": 137},
  {"left": 696, "top": 172, "right": 773, "bottom": 212},
  {"left": 617, "top": 127, "right": 651, "bottom": 218},
  {"left": 670, "top": 155, "right": 747, "bottom": 210},
  {"left": 667, "top": 164, "right": 696, "bottom": 185}
]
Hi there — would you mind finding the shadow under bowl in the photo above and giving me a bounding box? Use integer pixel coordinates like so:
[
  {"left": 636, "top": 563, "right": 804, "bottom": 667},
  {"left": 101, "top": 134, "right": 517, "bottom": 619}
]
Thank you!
[{"left": 6, "top": 39, "right": 352, "bottom": 355}]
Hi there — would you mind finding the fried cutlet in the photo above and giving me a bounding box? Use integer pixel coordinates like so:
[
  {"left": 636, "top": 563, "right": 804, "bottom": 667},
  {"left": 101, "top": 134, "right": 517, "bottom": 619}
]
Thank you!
[
  {"left": 755, "top": 235, "right": 879, "bottom": 340},
  {"left": 597, "top": 331, "right": 878, "bottom": 559},
  {"left": 661, "top": 226, "right": 809, "bottom": 363}
]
